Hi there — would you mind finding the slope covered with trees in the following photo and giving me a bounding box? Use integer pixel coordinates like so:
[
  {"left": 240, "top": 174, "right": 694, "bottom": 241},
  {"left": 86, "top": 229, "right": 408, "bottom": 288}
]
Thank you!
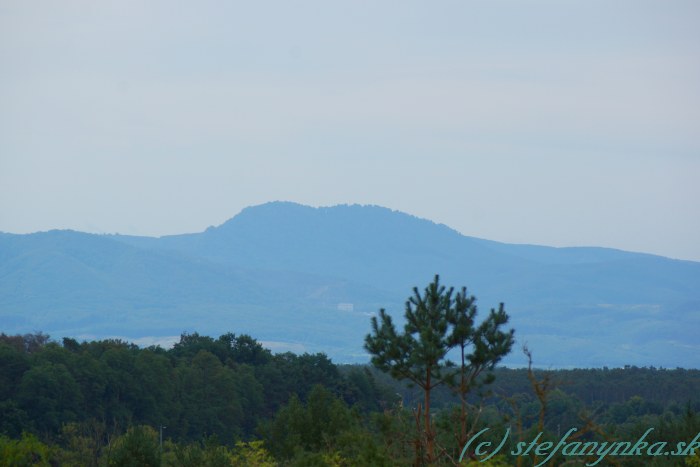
[{"left": 1, "top": 331, "right": 699, "bottom": 465}]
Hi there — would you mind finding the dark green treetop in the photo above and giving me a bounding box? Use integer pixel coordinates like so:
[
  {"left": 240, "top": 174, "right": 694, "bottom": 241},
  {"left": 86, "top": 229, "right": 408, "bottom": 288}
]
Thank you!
[{"left": 364, "top": 274, "right": 515, "bottom": 464}]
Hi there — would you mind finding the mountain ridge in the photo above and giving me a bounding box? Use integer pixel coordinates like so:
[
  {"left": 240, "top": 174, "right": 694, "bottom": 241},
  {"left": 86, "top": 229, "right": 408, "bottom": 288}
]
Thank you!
[{"left": 1, "top": 202, "right": 698, "bottom": 367}]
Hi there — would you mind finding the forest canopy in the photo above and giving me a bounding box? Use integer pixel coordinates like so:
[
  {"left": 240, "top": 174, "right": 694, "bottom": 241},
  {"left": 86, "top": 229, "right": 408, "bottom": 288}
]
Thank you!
[{"left": 1, "top": 328, "right": 699, "bottom": 465}]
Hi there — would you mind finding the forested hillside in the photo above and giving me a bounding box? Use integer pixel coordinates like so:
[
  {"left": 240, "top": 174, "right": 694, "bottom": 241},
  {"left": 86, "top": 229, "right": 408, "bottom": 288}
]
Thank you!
[{"left": 1, "top": 332, "right": 698, "bottom": 466}]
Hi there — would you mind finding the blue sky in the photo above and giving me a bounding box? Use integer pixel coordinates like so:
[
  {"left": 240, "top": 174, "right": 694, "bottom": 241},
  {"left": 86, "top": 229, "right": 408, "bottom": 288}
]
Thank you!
[{"left": 1, "top": 1, "right": 699, "bottom": 260}]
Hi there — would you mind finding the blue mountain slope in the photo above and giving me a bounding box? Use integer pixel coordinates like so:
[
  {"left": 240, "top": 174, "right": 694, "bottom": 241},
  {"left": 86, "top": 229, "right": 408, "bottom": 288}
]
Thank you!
[
  {"left": 118, "top": 202, "right": 537, "bottom": 294},
  {"left": 114, "top": 201, "right": 699, "bottom": 314},
  {"left": 0, "top": 229, "right": 394, "bottom": 341},
  {"left": 2, "top": 202, "right": 699, "bottom": 367}
]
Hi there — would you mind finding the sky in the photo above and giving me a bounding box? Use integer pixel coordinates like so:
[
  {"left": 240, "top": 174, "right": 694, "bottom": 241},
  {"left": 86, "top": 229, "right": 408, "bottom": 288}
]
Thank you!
[{"left": 1, "top": 1, "right": 699, "bottom": 261}]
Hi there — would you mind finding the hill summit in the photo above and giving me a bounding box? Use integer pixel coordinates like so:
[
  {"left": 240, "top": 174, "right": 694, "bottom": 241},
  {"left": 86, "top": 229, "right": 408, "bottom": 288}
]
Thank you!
[{"left": 1, "top": 202, "right": 698, "bottom": 367}]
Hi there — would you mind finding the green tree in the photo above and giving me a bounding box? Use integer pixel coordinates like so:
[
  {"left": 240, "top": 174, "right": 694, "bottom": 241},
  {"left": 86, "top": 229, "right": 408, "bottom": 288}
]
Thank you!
[
  {"left": 229, "top": 334, "right": 272, "bottom": 366},
  {"left": 0, "top": 342, "right": 29, "bottom": 401},
  {"left": 267, "top": 385, "right": 355, "bottom": 460},
  {"left": 364, "top": 275, "right": 514, "bottom": 464},
  {"left": 0, "top": 432, "right": 52, "bottom": 466},
  {"left": 133, "top": 349, "right": 175, "bottom": 426},
  {"left": 17, "top": 361, "right": 83, "bottom": 433},
  {"left": 176, "top": 350, "right": 243, "bottom": 441},
  {"left": 447, "top": 292, "right": 513, "bottom": 453},
  {"left": 104, "top": 425, "right": 160, "bottom": 467}
]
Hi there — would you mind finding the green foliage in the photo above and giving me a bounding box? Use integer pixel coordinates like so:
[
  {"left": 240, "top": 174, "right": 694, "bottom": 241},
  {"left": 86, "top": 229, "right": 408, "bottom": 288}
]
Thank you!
[
  {"left": 365, "top": 275, "right": 514, "bottom": 389},
  {"left": 176, "top": 350, "right": 243, "bottom": 441},
  {"left": 230, "top": 441, "right": 277, "bottom": 466},
  {"left": 365, "top": 276, "right": 515, "bottom": 396},
  {"left": 17, "top": 361, "right": 83, "bottom": 433},
  {"left": 55, "top": 421, "right": 106, "bottom": 466},
  {"left": 365, "top": 275, "right": 515, "bottom": 463},
  {"left": 103, "top": 425, "right": 160, "bottom": 467},
  {"left": 0, "top": 342, "right": 29, "bottom": 402},
  {"left": 337, "top": 365, "right": 400, "bottom": 415},
  {"left": 0, "top": 400, "right": 29, "bottom": 439},
  {"left": 0, "top": 432, "right": 52, "bottom": 466},
  {"left": 266, "top": 384, "right": 393, "bottom": 464},
  {"left": 1, "top": 330, "right": 699, "bottom": 466},
  {"left": 0, "top": 331, "right": 358, "bottom": 446},
  {"left": 167, "top": 436, "right": 233, "bottom": 467},
  {"left": 163, "top": 437, "right": 277, "bottom": 466}
]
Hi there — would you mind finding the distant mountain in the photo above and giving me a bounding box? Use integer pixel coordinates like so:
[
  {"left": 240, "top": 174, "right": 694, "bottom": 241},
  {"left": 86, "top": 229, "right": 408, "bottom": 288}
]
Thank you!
[{"left": 2, "top": 201, "right": 699, "bottom": 367}]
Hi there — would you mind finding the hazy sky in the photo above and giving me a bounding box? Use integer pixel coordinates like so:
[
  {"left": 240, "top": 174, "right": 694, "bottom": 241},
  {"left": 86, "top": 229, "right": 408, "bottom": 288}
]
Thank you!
[{"left": 1, "top": 1, "right": 699, "bottom": 260}]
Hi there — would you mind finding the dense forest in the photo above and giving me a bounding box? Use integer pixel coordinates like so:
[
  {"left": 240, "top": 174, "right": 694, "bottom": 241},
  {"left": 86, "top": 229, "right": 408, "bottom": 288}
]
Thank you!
[{"left": 1, "top": 331, "right": 699, "bottom": 466}]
